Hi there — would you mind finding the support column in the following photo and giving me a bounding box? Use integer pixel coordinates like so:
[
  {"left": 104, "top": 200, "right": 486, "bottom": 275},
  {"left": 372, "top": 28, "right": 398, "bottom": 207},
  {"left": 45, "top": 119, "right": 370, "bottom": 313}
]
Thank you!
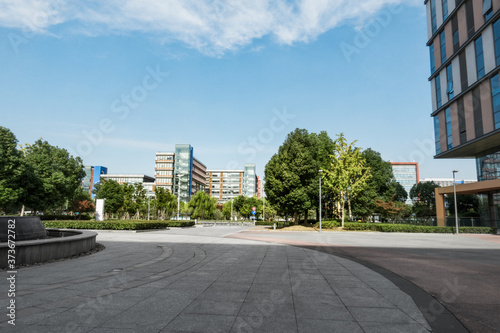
[
  {"left": 435, "top": 188, "right": 446, "bottom": 227},
  {"left": 488, "top": 193, "right": 498, "bottom": 229}
]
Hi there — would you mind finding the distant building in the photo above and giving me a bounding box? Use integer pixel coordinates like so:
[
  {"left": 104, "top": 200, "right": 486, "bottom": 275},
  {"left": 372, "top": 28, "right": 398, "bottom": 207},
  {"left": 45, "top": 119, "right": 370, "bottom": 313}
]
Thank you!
[
  {"left": 421, "top": 178, "right": 476, "bottom": 187},
  {"left": 206, "top": 164, "right": 258, "bottom": 203},
  {"left": 154, "top": 144, "right": 207, "bottom": 202},
  {"left": 82, "top": 165, "right": 108, "bottom": 198},
  {"left": 101, "top": 174, "right": 155, "bottom": 197},
  {"left": 154, "top": 152, "right": 175, "bottom": 193},
  {"left": 390, "top": 162, "right": 419, "bottom": 204}
]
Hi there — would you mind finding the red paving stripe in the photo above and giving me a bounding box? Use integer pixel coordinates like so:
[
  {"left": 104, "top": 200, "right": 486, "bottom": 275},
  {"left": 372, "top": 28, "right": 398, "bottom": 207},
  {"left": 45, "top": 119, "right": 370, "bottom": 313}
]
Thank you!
[{"left": 461, "top": 234, "right": 500, "bottom": 244}]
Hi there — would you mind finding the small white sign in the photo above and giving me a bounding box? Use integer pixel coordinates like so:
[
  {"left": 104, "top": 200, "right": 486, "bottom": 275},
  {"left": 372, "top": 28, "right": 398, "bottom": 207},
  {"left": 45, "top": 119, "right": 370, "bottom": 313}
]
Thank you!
[{"left": 95, "top": 199, "right": 105, "bottom": 221}]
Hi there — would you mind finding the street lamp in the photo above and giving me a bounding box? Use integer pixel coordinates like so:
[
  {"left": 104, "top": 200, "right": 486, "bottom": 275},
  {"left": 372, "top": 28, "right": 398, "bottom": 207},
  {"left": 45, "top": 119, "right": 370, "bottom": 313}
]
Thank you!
[
  {"left": 147, "top": 195, "right": 151, "bottom": 221},
  {"left": 262, "top": 180, "right": 265, "bottom": 223},
  {"left": 453, "top": 170, "right": 459, "bottom": 234},
  {"left": 176, "top": 173, "right": 185, "bottom": 221},
  {"left": 319, "top": 170, "right": 323, "bottom": 233}
]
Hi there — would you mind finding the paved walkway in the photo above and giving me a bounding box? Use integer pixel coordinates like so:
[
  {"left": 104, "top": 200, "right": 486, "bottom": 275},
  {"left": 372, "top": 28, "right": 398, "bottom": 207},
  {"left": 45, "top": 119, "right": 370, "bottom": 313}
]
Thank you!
[{"left": 0, "top": 226, "right": 477, "bottom": 332}]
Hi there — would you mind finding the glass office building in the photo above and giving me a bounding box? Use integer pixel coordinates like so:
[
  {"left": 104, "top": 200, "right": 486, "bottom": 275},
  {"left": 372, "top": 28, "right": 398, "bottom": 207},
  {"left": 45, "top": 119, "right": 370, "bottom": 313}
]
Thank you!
[
  {"left": 425, "top": 0, "right": 500, "bottom": 227},
  {"left": 391, "top": 162, "right": 419, "bottom": 205}
]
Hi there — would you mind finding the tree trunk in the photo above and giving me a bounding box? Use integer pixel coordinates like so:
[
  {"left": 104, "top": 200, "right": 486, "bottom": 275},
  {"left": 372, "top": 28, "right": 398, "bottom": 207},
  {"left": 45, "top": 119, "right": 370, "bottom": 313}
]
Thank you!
[
  {"left": 348, "top": 197, "right": 352, "bottom": 222},
  {"left": 294, "top": 211, "right": 299, "bottom": 225},
  {"left": 341, "top": 192, "right": 345, "bottom": 228},
  {"left": 304, "top": 210, "right": 309, "bottom": 225}
]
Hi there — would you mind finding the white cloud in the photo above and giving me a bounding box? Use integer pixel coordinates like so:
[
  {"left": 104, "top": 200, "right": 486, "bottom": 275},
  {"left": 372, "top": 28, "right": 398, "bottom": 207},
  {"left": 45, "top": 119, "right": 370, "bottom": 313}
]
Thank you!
[{"left": 0, "top": 0, "right": 420, "bottom": 54}]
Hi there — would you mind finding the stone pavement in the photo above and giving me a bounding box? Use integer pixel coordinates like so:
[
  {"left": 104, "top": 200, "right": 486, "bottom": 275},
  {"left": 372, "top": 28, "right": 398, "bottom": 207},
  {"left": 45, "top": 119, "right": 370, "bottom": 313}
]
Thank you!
[{"left": 0, "top": 226, "right": 451, "bottom": 332}]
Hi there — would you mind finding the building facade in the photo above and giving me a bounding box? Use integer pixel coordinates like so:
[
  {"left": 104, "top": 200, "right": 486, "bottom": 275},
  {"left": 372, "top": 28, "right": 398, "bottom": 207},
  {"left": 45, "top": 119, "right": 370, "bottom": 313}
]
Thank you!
[
  {"left": 421, "top": 177, "right": 477, "bottom": 187},
  {"left": 155, "top": 145, "right": 207, "bottom": 202},
  {"left": 206, "top": 164, "right": 258, "bottom": 203},
  {"left": 206, "top": 170, "right": 243, "bottom": 203},
  {"left": 82, "top": 165, "right": 108, "bottom": 198},
  {"left": 154, "top": 152, "right": 175, "bottom": 193},
  {"left": 391, "top": 162, "right": 419, "bottom": 204},
  {"left": 426, "top": 0, "right": 500, "bottom": 226},
  {"left": 101, "top": 174, "right": 155, "bottom": 197}
]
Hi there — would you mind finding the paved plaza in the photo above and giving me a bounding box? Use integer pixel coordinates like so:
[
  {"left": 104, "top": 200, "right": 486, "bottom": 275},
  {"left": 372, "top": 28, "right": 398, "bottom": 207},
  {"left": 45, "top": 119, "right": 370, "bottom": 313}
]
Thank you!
[{"left": 1, "top": 226, "right": 499, "bottom": 332}]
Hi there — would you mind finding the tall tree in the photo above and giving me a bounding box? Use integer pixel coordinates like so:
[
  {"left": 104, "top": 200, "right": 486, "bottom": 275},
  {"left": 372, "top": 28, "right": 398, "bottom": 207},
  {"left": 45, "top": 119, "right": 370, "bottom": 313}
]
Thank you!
[
  {"left": 351, "top": 148, "right": 397, "bottom": 220},
  {"left": 323, "top": 133, "right": 370, "bottom": 227},
  {"left": 155, "top": 187, "right": 177, "bottom": 219},
  {"left": 409, "top": 182, "right": 439, "bottom": 217},
  {"left": 446, "top": 194, "right": 480, "bottom": 217},
  {"left": 391, "top": 181, "right": 408, "bottom": 203},
  {"left": 264, "top": 129, "right": 321, "bottom": 224},
  {"left": 24, "top": 139, "right": 85, "bottom": 212},
  {"left": 94, "top": 179, "right": 124, "bottom": 217},
  {"left": 0, "top": 127, "right": 24, "bottom": 212},
  {"left": 189, "top": 191, "right": 217, "bottom": 220}
]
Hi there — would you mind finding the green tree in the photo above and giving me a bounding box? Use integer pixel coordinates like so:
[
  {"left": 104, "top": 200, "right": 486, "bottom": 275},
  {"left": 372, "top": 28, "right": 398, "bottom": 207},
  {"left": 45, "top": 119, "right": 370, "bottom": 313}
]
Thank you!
[
  {"left": 155, "top": 187, "right": 177, "bottom": 219},
  {"left": 391, "top": 182, "right": 408, "bottom": 203},
  {"left": 446, "top": 194, "right": 480, "bottom": 217},
  {"left": 410, "top": 182, "right": 439, "bottom": 217},
  {"left": 265, "top": 129, "right": 322, "bottom": 224},
  {"left": 94, "top": 179, "right": 124, "bottom": 217},
  {"left": 351, "top": 148, "right": 396, "bottom": 219},
  {"left": 24, "top": 139, "right": 85, "bottom": 212},
  {"left": 222, "top": 200, "right": 233, "bottom": 220},
  {"left": 121, "top": 184, "right": 137, "bottom": 219},
  {"left": 189, "top": 191, "right": 217, "bottom": 219},
  {"left": 323, "top": 133, "right": 370, "bottom": 227},
  {"left": 0, "top": 127, "right": 24, "bottom": 213}
]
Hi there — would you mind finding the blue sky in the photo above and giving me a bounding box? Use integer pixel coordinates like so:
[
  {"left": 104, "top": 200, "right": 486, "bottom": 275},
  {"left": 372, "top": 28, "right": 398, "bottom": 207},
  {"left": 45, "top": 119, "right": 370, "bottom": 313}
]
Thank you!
[{"left": 0, "top": 0, "right": 477, "bottom": 181}]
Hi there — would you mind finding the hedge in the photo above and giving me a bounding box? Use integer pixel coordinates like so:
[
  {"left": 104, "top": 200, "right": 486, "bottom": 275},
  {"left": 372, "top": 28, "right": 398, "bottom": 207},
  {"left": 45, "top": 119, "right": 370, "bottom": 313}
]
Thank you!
[
  {"left": 313, "top": 220, "right": 340, "bottom": 229},
  {"left": 42, "top": 220, "right": 195, "bottom": 230},
  {"left": 38, "top": 214, "right": 92, "bottom": 221},
  {"left": 342, "top": 222, "right": 494, "bottom": 234},
  {"left": 255, "top": 221, "right": 295, "bottom": 226}
]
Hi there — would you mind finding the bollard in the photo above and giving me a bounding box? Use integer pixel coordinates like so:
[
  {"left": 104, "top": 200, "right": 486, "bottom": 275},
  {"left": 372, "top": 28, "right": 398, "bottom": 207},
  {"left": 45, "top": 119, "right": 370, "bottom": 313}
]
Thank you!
[{"left": 273, "top": 223, "right": 276, "bottom": 231}]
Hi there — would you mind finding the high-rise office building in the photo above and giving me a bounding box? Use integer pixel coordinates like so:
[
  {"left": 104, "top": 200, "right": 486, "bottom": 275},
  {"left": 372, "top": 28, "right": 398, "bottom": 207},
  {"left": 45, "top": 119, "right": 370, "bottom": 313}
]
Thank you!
[
  {"left": 243, "top": 164, "right": 257, "bottom": 197},
  {"left": 154, "top": 152, "right": 175, "bottom": 193},
  {"left": 155, "top": 144, "right": 206, "bottom": 202},
  {"left": 425, "top": 0, "right": 500, "bottom": 226},
  {"left": 390, "top": 162, "right": 419, "bottom": 204},
  {"left": 82, "top": 165, "right": 107, "bottom": 198},
  {"left": 206, "top": 164, "right": 258, "bottom": 203}
]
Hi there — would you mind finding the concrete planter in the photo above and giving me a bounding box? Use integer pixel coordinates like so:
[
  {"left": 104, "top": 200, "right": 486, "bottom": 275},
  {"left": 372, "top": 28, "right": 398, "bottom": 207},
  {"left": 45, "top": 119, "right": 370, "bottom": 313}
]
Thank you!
[{"left": 0, "top": 216, "right": 97, "bottom": 268}]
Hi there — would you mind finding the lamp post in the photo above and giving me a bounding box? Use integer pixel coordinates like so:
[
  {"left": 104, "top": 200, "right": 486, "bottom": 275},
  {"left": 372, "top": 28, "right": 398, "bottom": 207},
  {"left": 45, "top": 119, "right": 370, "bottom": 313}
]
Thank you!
[
  {"left": 231, "top": 198, "right": 233, "bottom": 221},
  {"left": 319, "top": 170, "right": 323, "bottom": 233},
  {"left": 176, "top": 173, "right": 184, "bottom": 221},
  {"left": 453, "top": 170, "right": 459, "bottom": 234},
  {"left": 147, "top": 195, "right": 151, "bottom": 221},
  {"left": 262, "top": 180, "right": 265, "bottom": 223}
]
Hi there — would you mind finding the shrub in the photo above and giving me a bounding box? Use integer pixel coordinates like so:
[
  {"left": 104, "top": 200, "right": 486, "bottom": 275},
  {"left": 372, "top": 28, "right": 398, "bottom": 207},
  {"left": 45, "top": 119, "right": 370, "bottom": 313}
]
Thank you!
[
  {"left": 342, "top": 223, "right": 493, "bottom": 234},
  {"left": 255, "top": 221, "right": 294, "bottom": 226},
  {"left": 38, "top": 214, "right": 92, "bottom": 221},
  {"left": 313, "top": 220, "right": 340, "bottom": 229},
  {"left": 42, "top": 220, "right": 195, "bottom": 230}
]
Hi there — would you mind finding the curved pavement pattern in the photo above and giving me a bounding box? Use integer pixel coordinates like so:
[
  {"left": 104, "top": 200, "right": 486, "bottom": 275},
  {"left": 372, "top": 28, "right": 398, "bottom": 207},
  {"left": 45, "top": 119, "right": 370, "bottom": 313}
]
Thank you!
[{"left": 0, "top": 226, "right": 448, "bottom": 332}]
